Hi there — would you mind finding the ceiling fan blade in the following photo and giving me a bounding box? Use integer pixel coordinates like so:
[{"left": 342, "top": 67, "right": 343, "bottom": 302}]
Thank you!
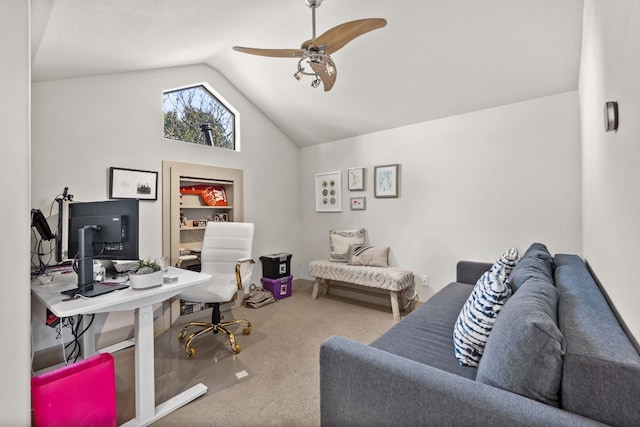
[
  {"left": 310, "top": 57, "right": 337, "bottom": 92},
  {"left": 233, "top": 46, "right": 305, "bottom": 58},
  {"left": 313, "top": 18, "right": 387, "bottom": 54}
]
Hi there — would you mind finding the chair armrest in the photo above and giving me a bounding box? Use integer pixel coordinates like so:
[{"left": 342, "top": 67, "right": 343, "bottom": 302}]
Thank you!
[
  {"left": 320, "top": 336, "right": 604, "bottom": 427},
  {"left": 235, "top": 258, "right": 255, "bottom": 290},
  {"left": 456, "top": 260, "right": 493, "bottom": 284}
]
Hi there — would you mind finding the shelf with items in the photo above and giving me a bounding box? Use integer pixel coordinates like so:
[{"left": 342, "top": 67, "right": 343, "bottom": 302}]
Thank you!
[
  {"left": 179, "top": 226, "right": 206, "bottom": 231},
  {"left": 179, "top": 209, "right": 233, "bottom": 231},
  {"left": 179, "top": 205, "right": 234, "bottom": 210},
  {"left": 179, "top": 178, "right": 233, "bottom": 208}
]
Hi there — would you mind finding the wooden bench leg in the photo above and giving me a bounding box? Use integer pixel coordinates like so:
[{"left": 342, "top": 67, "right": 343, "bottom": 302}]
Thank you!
[
  {"left": 323, "top": 279, "right": 330, "bottom": 296},
  {"left": 390, "top": 290, "right": 401, "bottom": 321},
  {"left": 312, "top": 277, "right": 321, "bottom": 299}
]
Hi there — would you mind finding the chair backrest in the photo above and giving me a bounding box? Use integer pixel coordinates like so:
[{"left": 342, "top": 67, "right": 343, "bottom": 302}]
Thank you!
[
  {"left": 200, "top": 222, "right": 254, "bottom": 277},
  {"left": 177, "top": 222, "right": 254, "bottom": 304}
]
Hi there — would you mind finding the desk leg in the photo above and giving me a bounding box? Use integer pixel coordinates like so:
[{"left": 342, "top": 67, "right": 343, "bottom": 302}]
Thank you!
[
  {"left": 135, "top": 304, "right": 155, "bottom": 423},
  {"left": 123, "top": 304, "right": 208, "bottom": 427},
  {"left": 82, "top": 313, "right": 99, "bottom": 357}
]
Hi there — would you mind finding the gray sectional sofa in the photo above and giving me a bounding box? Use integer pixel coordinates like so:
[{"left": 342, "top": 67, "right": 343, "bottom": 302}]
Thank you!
[{"left": 319, "top": 244, "right": 640, "bottom": 426}]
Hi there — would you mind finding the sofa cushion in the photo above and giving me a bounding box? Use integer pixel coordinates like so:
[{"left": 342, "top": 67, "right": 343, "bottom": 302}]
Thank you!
[
  {"left": 453, "top": 248, "right": 519, "bottom": 367},
  {"left": 371, "top": 282, "right": 478, "bottom": 380},
  {"left": 349, "top": 245, "right": 389, "bottom": 267},
  {"left": 476, "top": 277, "right": 565, "bottom": 406},
  {"left": 555, "top": 254, "right": 640, "bottom": 426},
  {"left": 329, "top": 229, "right": 364, "bottom": 263},
  {"left": 508, "top": 243, "right": 554, "bottom": 292}
]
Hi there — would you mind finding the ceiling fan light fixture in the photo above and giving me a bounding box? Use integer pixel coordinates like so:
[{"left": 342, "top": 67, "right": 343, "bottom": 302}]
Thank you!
[
  {"left": 233, "top": 0, "right": 387, "bottom": 92},
  {"left": 325, "top": 63, "right": 335, "bottom": 76}
]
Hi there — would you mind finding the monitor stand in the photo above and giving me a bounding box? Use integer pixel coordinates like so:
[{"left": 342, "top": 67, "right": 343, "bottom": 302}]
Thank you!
[
  {"left": 62, "top": 224, "right": 130, "bottom": 298},
  {"left": 61, "top": 281, "right": 129, "bottom": 298}
]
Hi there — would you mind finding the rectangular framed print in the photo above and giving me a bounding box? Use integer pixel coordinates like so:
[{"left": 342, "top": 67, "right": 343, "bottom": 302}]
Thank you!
[
  {"left": 350, "top": 196, "right": 366, "bottom": 210},
  {"left": 374, "top": 164, "right": 399, "bottom": 198},
  {"left": 213, "top": 213, "right": 228, "bottom": 222},
  {"left": 315, "top": 171, "right": 342, "bottom": 212},
  {"left": 109, "top": 167, "right": 158, "bottom": 200},
  {"left": 347, "top": 167, "right": 365, "bottom": 191}
]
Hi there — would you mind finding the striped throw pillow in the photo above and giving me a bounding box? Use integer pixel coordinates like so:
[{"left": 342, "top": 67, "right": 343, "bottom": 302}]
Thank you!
[{"left": 453, "top": 248, "right": 519, "bottom": 367}]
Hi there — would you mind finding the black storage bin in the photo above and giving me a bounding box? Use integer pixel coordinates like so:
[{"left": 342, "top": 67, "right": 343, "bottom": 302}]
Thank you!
[{"left": 260, "top": 252, "right": 292, "bottom": 279}]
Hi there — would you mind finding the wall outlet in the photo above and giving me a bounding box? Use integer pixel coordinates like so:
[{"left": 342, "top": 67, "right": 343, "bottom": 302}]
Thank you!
[{"left": 421, "top": 275, "right": 429, "bottom": 287}]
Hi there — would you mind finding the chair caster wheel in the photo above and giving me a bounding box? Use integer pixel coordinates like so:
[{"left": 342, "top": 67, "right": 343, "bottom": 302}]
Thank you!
[
  {"left": 242, "top": 327, "right": 251, "bottom": 335},
  {"left": 231, "top": 343, "right": 241, "bottom": 354},
  {"left": 178, "top": 332, "right": 185, "bottom": 341},
  {"left": 186, "top": 347, "right": 195, "bottom": 358}
]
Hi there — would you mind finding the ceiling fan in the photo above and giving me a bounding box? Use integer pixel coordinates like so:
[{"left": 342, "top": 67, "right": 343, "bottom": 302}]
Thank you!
[{"left": 233, "top": 0, "right": 387, "bottom": 92}]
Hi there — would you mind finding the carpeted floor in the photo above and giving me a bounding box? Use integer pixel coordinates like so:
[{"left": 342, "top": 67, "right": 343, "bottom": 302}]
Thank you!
[{"left": 113, "top": 279, "right": 399, "bottom": 426}]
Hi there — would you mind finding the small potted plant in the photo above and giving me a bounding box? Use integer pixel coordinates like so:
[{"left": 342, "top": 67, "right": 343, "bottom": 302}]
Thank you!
[{"left": 129, "top": 258, "right": 164, "bottom": 289}]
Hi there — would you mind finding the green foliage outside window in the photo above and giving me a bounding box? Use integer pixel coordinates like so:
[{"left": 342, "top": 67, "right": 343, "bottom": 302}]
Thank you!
[{"left": 163, "top": 84, "right": 236, "bottom": 149}]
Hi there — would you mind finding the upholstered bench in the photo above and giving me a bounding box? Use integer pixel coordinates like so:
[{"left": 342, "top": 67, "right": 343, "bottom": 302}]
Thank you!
[{"left": 308, "top": 259, "right": 415, "bottom": 320}]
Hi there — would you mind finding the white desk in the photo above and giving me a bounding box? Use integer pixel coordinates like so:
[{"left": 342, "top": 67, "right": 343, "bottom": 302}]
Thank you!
[{"left": 31, "top": 267, "right": 212, "bottom": 426}]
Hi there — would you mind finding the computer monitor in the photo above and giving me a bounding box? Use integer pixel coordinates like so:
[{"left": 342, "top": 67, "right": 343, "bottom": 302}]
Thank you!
[
  {"left": 66, "top": 199, "right": 139, "bottom": 295},
  {"left": 68, "top": 199, "right": 139, "bottom": 262}
]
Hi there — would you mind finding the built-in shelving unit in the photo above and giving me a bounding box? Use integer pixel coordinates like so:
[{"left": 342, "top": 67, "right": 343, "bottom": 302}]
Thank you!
[
  {"left": 161, "top": 161, "right": 244, "bottom": 324},
  {"left": 178, "top": 177, "right": 234, "bottom": 255}
]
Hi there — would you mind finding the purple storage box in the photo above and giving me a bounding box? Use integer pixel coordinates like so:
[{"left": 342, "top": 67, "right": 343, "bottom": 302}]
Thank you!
[{"left": 261, "top": 275, "right": 293, "bottom": 300}]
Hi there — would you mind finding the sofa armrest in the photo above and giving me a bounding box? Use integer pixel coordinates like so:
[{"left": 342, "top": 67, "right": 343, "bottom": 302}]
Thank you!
[
  {"left": 320, "top": 336, "right": 604, "bottom": 427},
  {"left": 456, "top": 261, "right": 492, "bottom": 284}
]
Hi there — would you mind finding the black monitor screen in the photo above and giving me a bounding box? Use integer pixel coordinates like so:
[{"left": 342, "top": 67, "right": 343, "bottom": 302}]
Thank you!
[{"left": 68, "top": 199, "right": 139, "bottom": 261}]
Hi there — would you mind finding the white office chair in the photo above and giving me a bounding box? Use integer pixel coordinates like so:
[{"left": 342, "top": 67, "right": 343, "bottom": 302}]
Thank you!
[{"left": 177, "top": 222, "right": 255, "bottom": 357}]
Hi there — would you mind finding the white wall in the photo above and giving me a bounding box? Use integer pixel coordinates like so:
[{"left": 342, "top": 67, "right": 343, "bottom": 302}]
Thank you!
[
  {"left": 30, "top": 64, "right": 301, "bottom": 350},
  {"left": 299, "top": 92, "right": 583, "bottom": 301},
  {"left": 580, "top": 0, "right": 640, "bottom": 342},
  {"left": 0, "top": 1, "right": 32, "bottom": 425}
]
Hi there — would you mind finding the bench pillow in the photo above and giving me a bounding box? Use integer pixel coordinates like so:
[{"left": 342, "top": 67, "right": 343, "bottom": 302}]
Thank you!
[
  {"left": 349, "top": 246, "right": 389, "bottom": 267},
  {"left": 329, "top": 229, "right": 365, "bottom": 263},
  {"left": 453, "top": 248, "right": 519, "bottom": 367},
  {"left": 476, "top": 276, "right": 565, "bottom": 406}
]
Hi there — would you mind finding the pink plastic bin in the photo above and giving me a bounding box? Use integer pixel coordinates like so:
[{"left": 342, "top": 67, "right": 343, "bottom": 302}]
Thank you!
[{"left": 31, "top": 353, "right": 117, "bottom": 427}]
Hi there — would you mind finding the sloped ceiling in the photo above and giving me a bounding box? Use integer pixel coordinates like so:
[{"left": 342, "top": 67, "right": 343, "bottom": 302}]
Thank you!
[{"left": 31, "top": 0, "right": 584, "bottom": 147}]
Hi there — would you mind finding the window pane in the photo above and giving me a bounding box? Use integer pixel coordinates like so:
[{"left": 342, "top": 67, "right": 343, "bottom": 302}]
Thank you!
[{"left": 163, "top": 84, "right": 235, "bottom": 149}]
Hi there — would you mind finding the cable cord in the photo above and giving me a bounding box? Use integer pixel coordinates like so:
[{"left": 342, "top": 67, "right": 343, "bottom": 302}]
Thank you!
[
  {"left": 62, "top": 314, "right": 95, "bottom": 364},
  {"left": 64, "top": 318, "right": 80, "bottom": 363},
  {"left": 58, "top": 321, "right": 68, "bottom": 365},
  {"left": 402, "top": 286, "right": 419, "bottom": 310}
]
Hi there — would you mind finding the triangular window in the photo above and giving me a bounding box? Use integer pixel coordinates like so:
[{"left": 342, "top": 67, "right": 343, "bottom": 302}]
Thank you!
[{"left": 163, "top": 83, "right": 238, "bottom": 150}]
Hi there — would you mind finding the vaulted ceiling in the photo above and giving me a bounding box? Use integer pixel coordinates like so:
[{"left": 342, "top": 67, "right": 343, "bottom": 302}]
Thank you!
[{"left": 30, "top": 0, "right": 584, "bottom": 147}]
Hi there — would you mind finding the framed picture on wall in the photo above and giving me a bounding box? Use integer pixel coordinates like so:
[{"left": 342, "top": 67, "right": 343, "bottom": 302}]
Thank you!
[
  {"left": 109, "top": 167, "right": 158, "bottom": 200},
  {"left": 315, "top": 171, "right": 342, "bottom": 212},
  {"left": 374, "top": 164, "right": 399, "bottom": 198},
  {"left": 350, "top": 196, "right": 366, "bottom": 210},
  {"left": 347, "top": 167, "right": 365, "bottom": 191}
]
